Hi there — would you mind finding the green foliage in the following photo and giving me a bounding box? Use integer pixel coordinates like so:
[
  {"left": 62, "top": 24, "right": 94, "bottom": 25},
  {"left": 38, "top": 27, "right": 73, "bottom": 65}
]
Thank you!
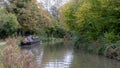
[
  {"left": 62, "top": 0, "right": 120, "bottom": 42},
  {"left": 96, "top": 45, "right": 107, "bottom": 55},
  {"left": 7, "top": 0, "right": 40, "bottom": 31},
  {"left": 45, "top": 26, "right": 67, "bottom": 38},
  {"left": 60, "top": 0, "right": 120, "bottom": 57},
  {"left": 6, "top": 0, "right": 53, "bottom": 34},
  {"left": 104, "top": 32, "right": 119, "bottom": 43},
  {"left": 0, "top": 9, "right": 19, "bottom": 38}
]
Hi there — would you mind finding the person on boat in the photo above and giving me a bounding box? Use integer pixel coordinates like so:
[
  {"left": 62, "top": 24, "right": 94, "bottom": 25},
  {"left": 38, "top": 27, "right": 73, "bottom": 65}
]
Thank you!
[
  {"left": 21, "top": 35, "right": 33, "bottom": 45},
  {"left": 21, "top": 36, "right": 29, "bottom": 45},
  {"left": 27, "top": 35, "right": 33, "bottom": 43}
]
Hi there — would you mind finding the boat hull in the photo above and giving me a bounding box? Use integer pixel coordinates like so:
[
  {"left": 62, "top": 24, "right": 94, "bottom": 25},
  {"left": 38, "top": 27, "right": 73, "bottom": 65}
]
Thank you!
[{"left": 20, "top": 41, "right": 40, "bottom": 46}]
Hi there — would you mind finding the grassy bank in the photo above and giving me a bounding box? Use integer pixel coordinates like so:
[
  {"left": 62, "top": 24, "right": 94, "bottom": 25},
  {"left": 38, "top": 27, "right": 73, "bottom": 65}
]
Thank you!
[
  {"left": 0, "top": 45, "right": 6, "bottom": 50},
  {"left": 0, "top": 45, "right": 6, "bottom": 67},
  {"left": 41, "top": 37, "right": 63, "bottom": 43},
  {"left": 74, "top": 39, "right": 120, "bottom": 61}
]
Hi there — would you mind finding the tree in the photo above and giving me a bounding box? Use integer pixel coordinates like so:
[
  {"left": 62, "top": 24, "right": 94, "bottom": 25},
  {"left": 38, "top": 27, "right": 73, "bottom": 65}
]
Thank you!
[
  {"left": 61, "top": 0, "right": 120, "bottom": 42},
  {"left": 5, "top": 0, "right": 42, "bottom": 33},
  {"left": 5, "top": 0, "right": 54, "bottom": 35},
  {"left": 0, "top": 9, "right": 19, "bottom": 38}
]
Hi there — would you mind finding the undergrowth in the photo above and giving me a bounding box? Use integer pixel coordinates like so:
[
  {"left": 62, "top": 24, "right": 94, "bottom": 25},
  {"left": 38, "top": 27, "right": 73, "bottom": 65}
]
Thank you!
[{"left": 0, "top": 38, "right": 40, "bottom": 68}]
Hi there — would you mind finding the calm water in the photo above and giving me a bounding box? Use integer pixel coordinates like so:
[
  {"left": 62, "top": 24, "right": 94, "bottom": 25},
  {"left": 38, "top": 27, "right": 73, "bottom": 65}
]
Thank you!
[{"left": 21, "top": 42, "right": 120, "bottom": 68}]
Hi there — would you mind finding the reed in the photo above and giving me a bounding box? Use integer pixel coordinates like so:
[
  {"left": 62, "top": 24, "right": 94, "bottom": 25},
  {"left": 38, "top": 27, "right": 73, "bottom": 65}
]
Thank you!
[{"left": 0, "top": 38, "right": 40, "bottom": 68}]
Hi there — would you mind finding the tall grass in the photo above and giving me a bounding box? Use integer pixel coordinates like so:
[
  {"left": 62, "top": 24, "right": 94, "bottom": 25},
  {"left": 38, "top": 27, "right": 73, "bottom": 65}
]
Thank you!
[{"left": 0, "top": 38, "right": 40, "bottom": 68}]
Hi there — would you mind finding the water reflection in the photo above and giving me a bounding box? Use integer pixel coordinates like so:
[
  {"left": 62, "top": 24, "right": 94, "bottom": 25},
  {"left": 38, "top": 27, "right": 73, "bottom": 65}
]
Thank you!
[
  {"left": 71, "top": 50, "right": 120, "bottom": 68},
  {"left": 38, "top": 43, "right": 73, "bottom": 68},
  {"left": 21, "top": 42, "right": 120, "bottom": 68}
]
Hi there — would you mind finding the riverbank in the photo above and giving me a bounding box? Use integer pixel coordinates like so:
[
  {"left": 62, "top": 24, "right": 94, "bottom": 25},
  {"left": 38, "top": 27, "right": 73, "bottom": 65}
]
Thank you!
[
  {"left": 0, "top": 42, "right": 6, "bottom": 67},
  {"left": 41, "top": 37, "right": 63, "bottom": 43},
  {"left": 74, "top": 40, "right": 120, "bottom": 61},
  {"left": 0, "top": 42, "right": 6, "bottom": 52},
  {"left": 0, "top": 45, "right": 6, "bottom": 50}
]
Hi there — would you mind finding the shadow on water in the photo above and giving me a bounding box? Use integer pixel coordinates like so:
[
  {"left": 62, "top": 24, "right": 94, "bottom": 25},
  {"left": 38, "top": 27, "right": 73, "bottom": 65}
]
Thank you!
[{"left": 20, "top": 42, "right": 120, "bottom": 68}]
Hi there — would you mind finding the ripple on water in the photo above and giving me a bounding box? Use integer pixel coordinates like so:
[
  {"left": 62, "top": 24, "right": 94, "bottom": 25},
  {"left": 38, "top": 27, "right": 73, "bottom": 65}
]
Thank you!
[{"left": 21, "top": 42, "right": 120, "bottom": 68}]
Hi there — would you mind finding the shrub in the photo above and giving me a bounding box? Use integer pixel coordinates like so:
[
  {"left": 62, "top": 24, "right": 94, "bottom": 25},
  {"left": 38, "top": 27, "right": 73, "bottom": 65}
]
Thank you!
[
  {"left": 0, "top": 38, "right": 40, "bottom": 68},
  {"left": 0, "top": 9, "right": 20, "bottom": 38},
  {"left": 103, "top": 32, "right": 119, "bottom": 43}
]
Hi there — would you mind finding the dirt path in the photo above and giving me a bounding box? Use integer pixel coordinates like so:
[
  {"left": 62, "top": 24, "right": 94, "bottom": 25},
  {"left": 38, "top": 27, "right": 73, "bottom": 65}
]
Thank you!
[{"left": 0, "top": 42, "right": 6, "bottom": 46}]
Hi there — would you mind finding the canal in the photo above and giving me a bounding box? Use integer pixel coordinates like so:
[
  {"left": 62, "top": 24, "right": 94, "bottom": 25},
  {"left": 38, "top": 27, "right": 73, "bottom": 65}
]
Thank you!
[{"left": 21, "top": 42, "right": 120, "bottom": 68}]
